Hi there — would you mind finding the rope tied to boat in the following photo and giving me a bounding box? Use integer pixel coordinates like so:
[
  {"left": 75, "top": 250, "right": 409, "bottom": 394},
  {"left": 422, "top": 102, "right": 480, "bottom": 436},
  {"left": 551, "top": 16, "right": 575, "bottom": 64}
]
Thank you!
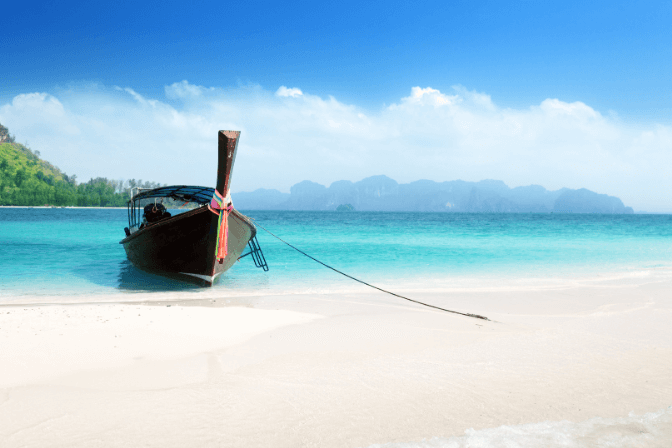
[
  {"left": 209, "top": 190, "right": 233, "bottom": 261},
  {"left": 251, "top": 219, "right": 489, "bottom": 321}
]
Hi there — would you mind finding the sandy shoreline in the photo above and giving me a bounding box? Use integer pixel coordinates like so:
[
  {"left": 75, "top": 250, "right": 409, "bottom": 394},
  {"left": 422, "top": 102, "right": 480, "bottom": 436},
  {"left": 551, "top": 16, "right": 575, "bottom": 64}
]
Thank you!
[{"left": 1, "top": 275, "right": 671, "bottom": 447}]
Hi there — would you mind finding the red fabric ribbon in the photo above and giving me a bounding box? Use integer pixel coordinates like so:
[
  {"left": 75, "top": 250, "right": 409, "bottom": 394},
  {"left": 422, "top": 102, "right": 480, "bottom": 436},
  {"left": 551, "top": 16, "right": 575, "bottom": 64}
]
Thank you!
[{"left": 210, "top": 190, "right": 232, "bottom": 261}]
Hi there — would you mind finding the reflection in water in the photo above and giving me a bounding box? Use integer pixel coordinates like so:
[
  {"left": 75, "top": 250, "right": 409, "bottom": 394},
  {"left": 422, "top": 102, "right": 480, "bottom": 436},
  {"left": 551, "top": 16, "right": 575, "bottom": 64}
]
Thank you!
[{"left": 117, "top": 260, "right": 201, "bottom": 292}]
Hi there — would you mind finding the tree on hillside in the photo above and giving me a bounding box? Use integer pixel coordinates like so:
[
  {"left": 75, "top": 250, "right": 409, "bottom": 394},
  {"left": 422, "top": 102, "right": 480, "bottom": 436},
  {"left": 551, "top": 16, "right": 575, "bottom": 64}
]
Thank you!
[{"left": 14, "top": 168, "right": 26, "bottom": 187}]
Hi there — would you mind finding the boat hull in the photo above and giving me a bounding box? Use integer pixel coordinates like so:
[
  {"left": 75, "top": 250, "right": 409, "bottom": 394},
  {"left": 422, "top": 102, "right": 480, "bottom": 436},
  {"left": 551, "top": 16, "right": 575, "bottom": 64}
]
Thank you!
[{"left": 120, "top": 206, "right": 255, "bottom": 286}]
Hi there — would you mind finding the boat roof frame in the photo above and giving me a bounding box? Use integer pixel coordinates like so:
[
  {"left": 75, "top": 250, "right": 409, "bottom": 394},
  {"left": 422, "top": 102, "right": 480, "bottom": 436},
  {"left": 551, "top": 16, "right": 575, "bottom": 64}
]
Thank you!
[{"left": 129, "top": 185, "right": 215, "bottom": 205}]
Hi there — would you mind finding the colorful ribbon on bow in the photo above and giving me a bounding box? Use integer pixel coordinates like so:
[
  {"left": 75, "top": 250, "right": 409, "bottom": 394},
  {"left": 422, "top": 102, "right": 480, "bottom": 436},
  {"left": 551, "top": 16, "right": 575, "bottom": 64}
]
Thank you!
[{"left": 210, "top": 190, "right": 233, "bottom": 261}]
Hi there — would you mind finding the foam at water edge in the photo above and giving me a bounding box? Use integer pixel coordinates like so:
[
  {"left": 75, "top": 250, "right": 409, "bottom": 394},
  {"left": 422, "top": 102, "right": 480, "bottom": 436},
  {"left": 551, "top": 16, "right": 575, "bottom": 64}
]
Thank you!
[{"left": 364, "top": 406, "right": 672, "bottom": 448}]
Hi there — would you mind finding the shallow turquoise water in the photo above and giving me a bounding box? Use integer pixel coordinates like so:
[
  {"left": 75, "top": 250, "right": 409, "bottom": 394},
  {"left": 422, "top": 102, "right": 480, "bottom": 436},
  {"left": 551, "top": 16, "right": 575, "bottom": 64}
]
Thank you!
[{"left": 1, "top": 208, "right": 672, "bottom": 300}]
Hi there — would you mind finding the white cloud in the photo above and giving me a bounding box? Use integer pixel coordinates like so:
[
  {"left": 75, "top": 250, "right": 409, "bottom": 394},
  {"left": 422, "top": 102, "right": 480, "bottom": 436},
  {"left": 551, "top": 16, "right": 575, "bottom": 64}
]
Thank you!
[
  {"left": 164, "top": 80, "right": 215, "bottom": 99},
  {"left": 275, "top": 86, "right": 303, "bottom": 98},
  {"left": 539, "top": 98, "right": 599, "bottom": 120},
  {"left": 397, "top": 86, "right": 458, "bottom": 107},
  {"left": 1, "top": 82, "right": 671, "bottom": 211}
]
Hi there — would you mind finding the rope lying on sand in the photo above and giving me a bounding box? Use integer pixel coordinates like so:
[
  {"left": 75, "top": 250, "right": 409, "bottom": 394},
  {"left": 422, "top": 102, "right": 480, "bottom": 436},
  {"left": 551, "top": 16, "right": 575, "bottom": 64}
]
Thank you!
[{"left": 252, "top": 219, "right": 489, "bottom": 321}]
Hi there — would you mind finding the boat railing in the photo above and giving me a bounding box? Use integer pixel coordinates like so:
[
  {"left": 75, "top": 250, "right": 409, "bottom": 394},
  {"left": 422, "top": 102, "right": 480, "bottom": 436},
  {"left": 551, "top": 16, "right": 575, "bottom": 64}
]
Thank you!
[
  {"left": 238, "top": 236, "right": 269, "bottom": 271},
  {"left": 127, "top": 188, "right": 155, "bottom": 229}
]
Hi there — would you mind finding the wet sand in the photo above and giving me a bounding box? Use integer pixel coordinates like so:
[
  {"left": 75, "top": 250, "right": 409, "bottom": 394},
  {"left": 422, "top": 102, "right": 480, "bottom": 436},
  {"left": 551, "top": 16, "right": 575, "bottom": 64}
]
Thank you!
[{"left": 1, "top": 273, "right": 671, "bottom": 447}]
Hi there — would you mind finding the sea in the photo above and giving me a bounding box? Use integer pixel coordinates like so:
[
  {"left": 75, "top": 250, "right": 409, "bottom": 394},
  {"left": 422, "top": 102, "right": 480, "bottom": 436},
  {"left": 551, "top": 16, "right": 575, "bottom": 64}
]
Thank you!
[
  {"left": 2, "top": 207, "right": 672, "bottom": 446},
  {"left": 1, "top": 208, "right": 672, "bottom": 301}
]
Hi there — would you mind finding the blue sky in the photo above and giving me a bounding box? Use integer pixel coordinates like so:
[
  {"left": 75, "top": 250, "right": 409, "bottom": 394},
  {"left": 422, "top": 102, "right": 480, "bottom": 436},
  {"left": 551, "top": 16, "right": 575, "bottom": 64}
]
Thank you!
[
  {"left": 2, "top": 0, "right": 672, "bottom": 210},
  {"left": 5, "top": 0, "right": 671, "bottom": 115}
]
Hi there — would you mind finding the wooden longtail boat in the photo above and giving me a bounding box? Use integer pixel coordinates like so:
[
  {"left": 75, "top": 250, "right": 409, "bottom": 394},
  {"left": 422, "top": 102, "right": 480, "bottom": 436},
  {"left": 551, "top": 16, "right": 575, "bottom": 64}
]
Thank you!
[{"left": 119, "top": 131, "right": 267, "bottom": 286}]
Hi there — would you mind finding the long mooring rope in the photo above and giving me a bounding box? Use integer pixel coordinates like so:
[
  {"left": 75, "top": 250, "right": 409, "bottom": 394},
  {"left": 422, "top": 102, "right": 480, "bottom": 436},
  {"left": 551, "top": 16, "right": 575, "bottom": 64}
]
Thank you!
[{"left": 251, "top": 219, "right": 489, "bottom": 321}]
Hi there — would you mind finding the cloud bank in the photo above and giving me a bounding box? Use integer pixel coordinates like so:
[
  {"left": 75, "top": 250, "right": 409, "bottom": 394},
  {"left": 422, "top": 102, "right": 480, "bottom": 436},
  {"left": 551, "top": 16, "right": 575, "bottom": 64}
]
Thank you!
[{"left": 1, "top": 81, "right": 671, "bottom": 211}]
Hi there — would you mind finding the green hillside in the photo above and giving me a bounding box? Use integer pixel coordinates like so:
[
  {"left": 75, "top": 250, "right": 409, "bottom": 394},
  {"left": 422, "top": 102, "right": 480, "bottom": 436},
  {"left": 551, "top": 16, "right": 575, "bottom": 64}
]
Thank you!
[{"left": 0, "top": 123, "right": 160, "bottom": 206}]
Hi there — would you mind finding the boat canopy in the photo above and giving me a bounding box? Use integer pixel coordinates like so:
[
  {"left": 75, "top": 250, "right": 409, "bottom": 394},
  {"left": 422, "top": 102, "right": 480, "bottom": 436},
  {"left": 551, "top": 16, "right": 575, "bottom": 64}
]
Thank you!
[
  {"left": 130, "top": 185, "right": 215, "bottom": 205},
  {"left": 127, "top": 185, "right": 215, "bottom": 230}
]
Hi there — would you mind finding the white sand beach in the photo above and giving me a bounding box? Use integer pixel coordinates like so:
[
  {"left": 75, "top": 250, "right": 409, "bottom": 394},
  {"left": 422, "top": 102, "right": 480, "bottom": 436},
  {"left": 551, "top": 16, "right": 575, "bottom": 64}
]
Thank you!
[{"left": 1, "top": 272, "right": 671, "bottom": 447}]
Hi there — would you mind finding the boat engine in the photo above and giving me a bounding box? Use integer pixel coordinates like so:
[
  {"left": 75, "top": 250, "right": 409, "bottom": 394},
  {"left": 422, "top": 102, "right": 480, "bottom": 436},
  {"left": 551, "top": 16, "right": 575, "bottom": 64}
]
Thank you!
[{"left": 143, "top": 203, "right": 172, "bottom": 224}]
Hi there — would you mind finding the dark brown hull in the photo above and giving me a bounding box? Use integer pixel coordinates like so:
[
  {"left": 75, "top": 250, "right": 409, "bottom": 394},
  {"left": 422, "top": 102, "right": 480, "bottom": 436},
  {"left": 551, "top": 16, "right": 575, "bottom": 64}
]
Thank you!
[{"left": 120, "top": 206, "right": 255, "bottom": 286}]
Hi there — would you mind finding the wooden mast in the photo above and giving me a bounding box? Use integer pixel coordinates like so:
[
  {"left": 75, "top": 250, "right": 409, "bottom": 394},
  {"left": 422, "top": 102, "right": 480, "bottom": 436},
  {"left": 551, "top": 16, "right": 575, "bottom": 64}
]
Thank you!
[{"left": 216, "top": 130, "right": 240, "bottom": 197}]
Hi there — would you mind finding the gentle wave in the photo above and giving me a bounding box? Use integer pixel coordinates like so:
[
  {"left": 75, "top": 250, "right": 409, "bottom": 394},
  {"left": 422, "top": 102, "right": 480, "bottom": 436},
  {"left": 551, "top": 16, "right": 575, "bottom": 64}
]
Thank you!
[{"left": 364, "top": 407, "right": 672, "bottom": 448}]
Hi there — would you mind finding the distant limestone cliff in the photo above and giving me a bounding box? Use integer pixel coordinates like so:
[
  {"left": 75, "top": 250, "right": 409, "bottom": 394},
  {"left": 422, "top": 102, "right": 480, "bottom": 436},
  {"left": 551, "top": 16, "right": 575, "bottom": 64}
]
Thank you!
[{"left": 233, "top": 175, "right": 634, "bottom": 214}]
